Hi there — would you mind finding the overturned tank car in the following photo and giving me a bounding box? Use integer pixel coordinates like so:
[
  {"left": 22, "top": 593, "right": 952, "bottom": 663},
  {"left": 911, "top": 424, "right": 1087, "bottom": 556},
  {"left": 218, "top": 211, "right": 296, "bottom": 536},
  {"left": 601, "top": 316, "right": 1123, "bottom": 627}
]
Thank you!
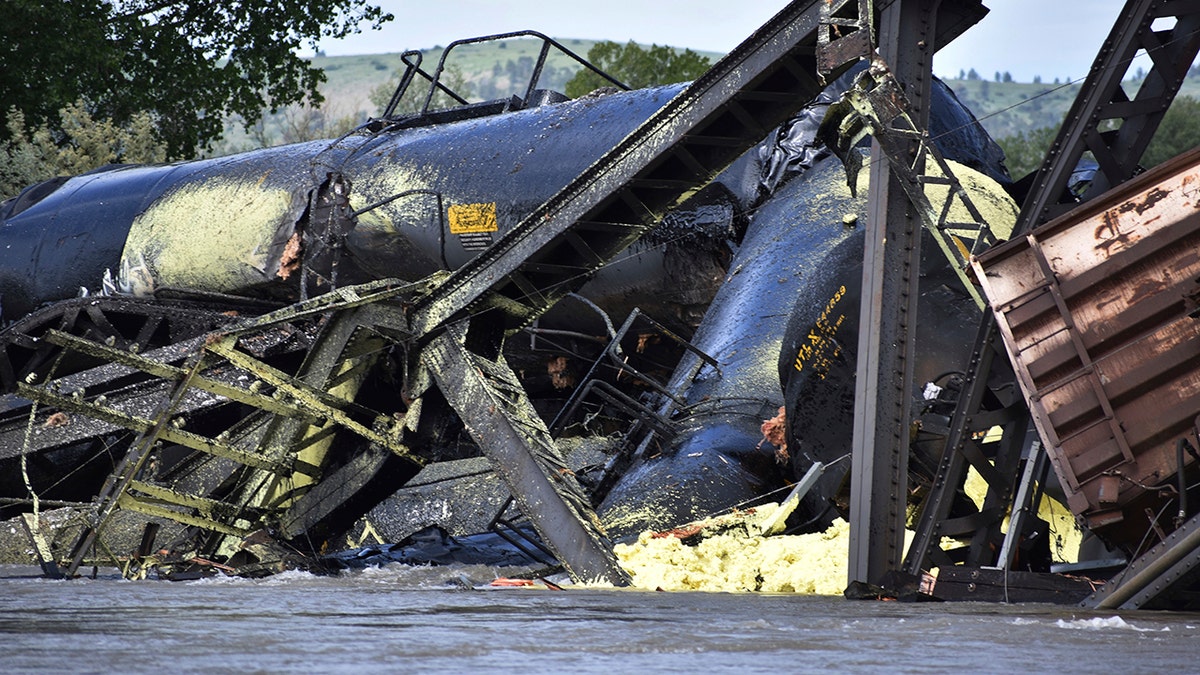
[
  {"left": 0, "top": 10, "right": 1019, "bottom": 583},
  {"left": 0, "top": 35, "right": 738, "bottom": 537}
]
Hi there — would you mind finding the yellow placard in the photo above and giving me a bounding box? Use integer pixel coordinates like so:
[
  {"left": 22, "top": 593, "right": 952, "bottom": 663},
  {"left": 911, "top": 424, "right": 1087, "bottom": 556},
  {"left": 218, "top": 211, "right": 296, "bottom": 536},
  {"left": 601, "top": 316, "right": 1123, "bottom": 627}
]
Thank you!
[{"left": 447, "top": 202, "right": 498, "bottom": 234}]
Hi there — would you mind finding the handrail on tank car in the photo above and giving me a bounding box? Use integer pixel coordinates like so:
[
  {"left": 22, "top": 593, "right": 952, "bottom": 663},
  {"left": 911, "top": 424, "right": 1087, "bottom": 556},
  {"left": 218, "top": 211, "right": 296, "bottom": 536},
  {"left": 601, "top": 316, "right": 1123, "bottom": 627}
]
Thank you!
[{"left": 382, "top": 30, "right": 630, "bottom": 119}]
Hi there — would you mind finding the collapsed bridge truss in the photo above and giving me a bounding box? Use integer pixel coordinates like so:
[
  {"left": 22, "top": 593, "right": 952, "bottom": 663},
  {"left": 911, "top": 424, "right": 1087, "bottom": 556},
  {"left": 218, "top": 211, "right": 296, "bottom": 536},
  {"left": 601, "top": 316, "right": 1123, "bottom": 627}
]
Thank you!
[
  {"left": 9, "top": 0, "right": 1200, "bottom": 611},
  {"left": 8, "top": 0, "right": 885, "bottom": 584}
]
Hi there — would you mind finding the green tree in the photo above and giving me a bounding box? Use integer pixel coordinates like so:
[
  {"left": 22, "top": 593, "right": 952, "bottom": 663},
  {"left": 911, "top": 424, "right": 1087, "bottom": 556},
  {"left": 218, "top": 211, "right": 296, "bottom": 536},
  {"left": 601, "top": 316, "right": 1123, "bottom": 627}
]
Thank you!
[
  {"left": 369, "top": 64, "right": 474, "bottom": 117},
  {"left": 0, "top": 0, "right": 392, "bottom": 158},
  {"left": 997, "top": 95, "right": 1200, "bottom": 181},
  {"left": 1, "top": 100, "right": 168, "bottom": 200},
  {"left": 1143, "top": 95, "right": 1200, "bottom": 168},
  {"left": 564, "top": 41, "right": 711, "bottom": 98},
  {"left": 996, "top": 124, "right": 1060, "bottom": 179},
  {"left": 239, "top": 100, "right": 365, "bottom": 149}
]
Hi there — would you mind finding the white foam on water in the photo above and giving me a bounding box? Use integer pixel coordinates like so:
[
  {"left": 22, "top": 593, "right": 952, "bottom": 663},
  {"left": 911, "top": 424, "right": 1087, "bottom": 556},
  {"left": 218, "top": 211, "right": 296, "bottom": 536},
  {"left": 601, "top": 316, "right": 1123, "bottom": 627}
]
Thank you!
[{"left": 1054, "top": 616, "right": 1169, "bottom": 632}]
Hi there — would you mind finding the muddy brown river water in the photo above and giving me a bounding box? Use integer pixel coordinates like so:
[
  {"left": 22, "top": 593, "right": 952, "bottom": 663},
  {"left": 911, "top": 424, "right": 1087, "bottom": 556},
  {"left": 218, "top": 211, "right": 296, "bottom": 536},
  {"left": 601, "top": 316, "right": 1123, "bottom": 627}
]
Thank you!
[{"left": 2, "top": 564, "right": 1197, "bottom": 673}]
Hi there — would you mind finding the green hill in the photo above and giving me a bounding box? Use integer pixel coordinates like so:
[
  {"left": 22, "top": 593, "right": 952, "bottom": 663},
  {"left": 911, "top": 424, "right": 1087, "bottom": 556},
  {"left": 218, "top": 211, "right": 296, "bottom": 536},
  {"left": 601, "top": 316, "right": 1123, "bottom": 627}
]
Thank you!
[
  {"left": 217, "top": 38, "right": 722, "bottom": 152},
  {"left": 940, "top": 74, "right": 1200, "bottom": 140},
  {"left": 940, "top": 78, "right": 1081, "bottom": 141},
  {"left": 218, "top": 39, "right": 1200, "bottom": 165},
  {"left": 309, "top": 37, "right": 627, "bottom": 116}
]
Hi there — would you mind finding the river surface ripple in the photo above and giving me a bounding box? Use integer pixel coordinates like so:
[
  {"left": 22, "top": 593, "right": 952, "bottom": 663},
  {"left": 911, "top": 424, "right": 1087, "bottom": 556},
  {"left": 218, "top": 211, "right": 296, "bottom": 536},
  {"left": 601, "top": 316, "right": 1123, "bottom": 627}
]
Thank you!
[{"left": 2, "top": 564, "right": 1196, "bottom": 673}]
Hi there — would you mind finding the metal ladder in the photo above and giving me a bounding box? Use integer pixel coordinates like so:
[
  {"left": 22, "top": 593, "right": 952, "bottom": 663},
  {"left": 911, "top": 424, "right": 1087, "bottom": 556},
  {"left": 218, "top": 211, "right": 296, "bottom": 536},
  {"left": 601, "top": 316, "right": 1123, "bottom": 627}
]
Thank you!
[{"left": 903, "top": 0, "right": 1200, "bottom": 587}]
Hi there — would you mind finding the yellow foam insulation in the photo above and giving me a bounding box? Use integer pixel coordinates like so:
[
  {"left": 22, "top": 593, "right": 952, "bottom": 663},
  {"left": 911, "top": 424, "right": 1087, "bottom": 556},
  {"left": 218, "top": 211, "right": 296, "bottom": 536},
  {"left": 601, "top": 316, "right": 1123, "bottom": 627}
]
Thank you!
[
  {"left": 612, "top": 461, "right": 1079, "bottom": 594},
  {"left": 614, "top": 504, "right": 854, "bottom": 594},
  {"left": 930, "top": 160, "right": 1019, "bottom": 241},
  {"left": 964, "top": 465, "right": 1083, "bottom": 564},
  {"left": 121, "top": 176, "right": 296, "bottom": 295}
]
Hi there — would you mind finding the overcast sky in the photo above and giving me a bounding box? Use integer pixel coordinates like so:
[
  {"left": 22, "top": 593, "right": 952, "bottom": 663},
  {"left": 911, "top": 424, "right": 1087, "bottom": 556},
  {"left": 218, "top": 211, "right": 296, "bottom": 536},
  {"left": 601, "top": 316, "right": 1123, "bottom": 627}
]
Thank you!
[{"left": 317, "top": 0, "right": 1134, "bottom": 83}]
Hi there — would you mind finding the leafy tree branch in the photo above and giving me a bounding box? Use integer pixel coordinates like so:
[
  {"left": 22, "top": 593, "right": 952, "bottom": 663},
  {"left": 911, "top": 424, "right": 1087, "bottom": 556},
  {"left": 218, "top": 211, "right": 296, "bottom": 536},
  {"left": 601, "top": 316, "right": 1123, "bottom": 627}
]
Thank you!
[{"left": 1, "top": 0, "right": 392, "bottom": 158}]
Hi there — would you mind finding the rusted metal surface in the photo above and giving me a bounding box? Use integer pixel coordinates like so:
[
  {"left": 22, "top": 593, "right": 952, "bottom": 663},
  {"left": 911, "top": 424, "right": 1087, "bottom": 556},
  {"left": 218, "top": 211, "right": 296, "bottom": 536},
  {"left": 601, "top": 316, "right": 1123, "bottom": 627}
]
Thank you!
[
  {"left": 974, "top": 146, "right": 1200, "bottom": 551},
  {"left": 1083, "top": 508, "right": 1200, "bottom": 610}
]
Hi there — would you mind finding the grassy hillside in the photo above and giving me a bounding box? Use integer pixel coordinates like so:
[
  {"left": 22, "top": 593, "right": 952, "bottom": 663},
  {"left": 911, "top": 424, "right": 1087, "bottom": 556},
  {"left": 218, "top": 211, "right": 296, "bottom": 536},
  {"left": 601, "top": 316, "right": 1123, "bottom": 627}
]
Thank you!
[
  {"left": 941, "top": 79, "right": 1081, "bottom": 141},
  {"left": 942, "top": 74, "right": 1200, "bottom": 141},
  {"left": 217, "top": 38, "right": 722, "bottom": 152},
  {"left": 217, "top": 39, "right": 1199, "bottom": 160},
  {"left": 309, "top": 37, "right": 632, "bottom": 117}
]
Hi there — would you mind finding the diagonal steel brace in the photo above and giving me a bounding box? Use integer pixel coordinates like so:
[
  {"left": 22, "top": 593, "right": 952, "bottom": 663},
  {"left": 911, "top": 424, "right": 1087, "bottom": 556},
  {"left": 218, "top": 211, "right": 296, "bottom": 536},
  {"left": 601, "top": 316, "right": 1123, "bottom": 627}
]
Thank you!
[{"left": 821, "top": 57, "right": 1002, "bottom": 308}]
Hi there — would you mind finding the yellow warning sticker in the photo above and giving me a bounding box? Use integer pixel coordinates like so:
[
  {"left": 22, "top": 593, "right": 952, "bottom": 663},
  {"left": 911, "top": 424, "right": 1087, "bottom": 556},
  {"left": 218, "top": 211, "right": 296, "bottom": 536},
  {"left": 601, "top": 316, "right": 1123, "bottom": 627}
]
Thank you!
[{"left": 447, "top": 202, "right": 498, "bottom": 234}]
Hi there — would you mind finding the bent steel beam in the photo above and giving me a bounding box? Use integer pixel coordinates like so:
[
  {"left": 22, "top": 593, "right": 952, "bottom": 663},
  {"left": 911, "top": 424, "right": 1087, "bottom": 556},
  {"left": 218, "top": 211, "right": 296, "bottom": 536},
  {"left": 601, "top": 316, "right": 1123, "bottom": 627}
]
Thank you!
[
  {"left": 403, "top": 0, "right": 874, "bottom": 586},
  {"left": 824, "top": 58, "right": 1003, "bottom": 309},
  {"left": 422, "top": 322, "right": 631, "bottom": 584},
  {"left": 1018, "top": 0, "right": 1200, "bottom": 230},
  {"left": 406, "top": 0, "right": 870, "bottom": 338}
]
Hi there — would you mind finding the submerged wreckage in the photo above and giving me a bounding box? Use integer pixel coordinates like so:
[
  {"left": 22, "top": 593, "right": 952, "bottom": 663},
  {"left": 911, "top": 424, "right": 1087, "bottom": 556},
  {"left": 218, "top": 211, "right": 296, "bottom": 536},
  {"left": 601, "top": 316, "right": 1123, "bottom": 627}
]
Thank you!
[{"left": 4, "top": 0, "right": 1200, "bottom": 609}]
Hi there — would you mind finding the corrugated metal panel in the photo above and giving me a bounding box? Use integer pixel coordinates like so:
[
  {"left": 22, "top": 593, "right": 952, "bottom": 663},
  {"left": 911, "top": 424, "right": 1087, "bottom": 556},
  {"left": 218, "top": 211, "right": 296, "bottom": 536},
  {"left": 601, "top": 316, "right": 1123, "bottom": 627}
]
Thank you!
[{"left": 973, "top": 147, "right": 1200, "bottom": 551}]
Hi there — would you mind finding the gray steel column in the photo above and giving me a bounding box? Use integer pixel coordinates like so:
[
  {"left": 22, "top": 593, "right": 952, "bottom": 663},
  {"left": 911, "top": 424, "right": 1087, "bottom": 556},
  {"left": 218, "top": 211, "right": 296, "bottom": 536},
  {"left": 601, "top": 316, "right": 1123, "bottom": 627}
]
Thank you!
[{"left": 848, "top": 0, "right": 940, "bottom": 587}]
